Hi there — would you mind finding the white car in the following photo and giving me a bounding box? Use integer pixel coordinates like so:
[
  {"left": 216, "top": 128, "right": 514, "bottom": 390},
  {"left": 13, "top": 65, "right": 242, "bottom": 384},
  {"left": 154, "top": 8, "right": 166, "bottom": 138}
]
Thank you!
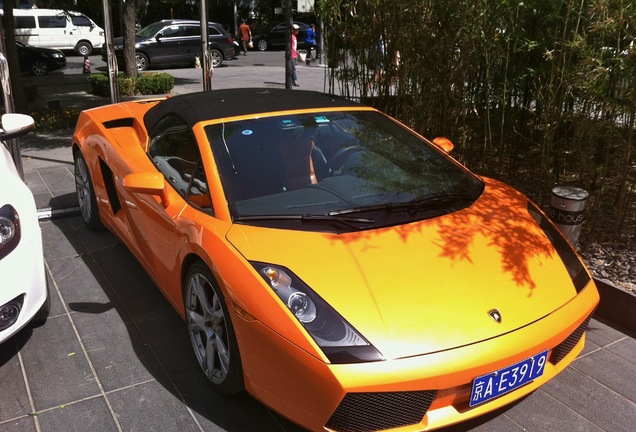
[{"left": 0, "top": 113, "right": 49, "bottom": 344}]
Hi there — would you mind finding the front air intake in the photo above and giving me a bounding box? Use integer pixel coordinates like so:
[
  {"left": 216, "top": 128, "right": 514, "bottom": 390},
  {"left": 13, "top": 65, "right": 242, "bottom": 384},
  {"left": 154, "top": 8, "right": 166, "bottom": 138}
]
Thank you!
[
  {"left": 550, "top": 314, "right": 592, "bottom": 364},
  {"left": 325, "top": 390, "right": 437, "bottom": 432}
]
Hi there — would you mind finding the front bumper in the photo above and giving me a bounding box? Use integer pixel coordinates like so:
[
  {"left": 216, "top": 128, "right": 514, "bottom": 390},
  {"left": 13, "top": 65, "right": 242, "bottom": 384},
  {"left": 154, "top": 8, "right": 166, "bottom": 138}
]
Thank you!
[
  {"left": 0, "top": 188, "right": 48, "bottom": 344},
  {"left": 233, "top": 280, "right": 599, "bottom": 431}
]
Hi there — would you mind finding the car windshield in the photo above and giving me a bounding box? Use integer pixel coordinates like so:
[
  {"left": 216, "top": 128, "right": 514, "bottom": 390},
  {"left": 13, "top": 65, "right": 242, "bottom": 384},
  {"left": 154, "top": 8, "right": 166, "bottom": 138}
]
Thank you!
[
  {"left": 206, "top": 110, "right": 484, "bottom": 232},
  {"left": 137, "top": 21, "right": 168, "bottom": 37}
]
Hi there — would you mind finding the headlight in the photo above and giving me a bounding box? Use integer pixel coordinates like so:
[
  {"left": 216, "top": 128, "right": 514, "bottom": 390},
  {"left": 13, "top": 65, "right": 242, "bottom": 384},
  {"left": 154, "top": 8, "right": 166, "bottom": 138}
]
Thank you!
[
  {"left": 527, "top": 201, "right": 590, "bottom": 292},
  {"left": 52, "top": 53, "right": 63, "bottom": 58},
  {"left": 253, "top": 262, "right": 384, "bottom": 363},
  {"left": 0, "top": 204, "right": 21, "bottom": 260},
  {"left": 114, "top": 44, "right": 123, "bottom": 50}
]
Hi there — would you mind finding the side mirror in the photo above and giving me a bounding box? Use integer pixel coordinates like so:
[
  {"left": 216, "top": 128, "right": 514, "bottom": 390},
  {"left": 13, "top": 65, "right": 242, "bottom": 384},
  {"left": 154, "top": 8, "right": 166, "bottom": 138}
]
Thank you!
[
  {"left": 122, "top": 172, "right": 171, "bottom": 206},
  {"left": 123, "top": 172, "right": 164, "bottom": 195},
  {"left": 432, "top": 136, "right": 454, "bottom": 153},
  {"left": 0, "top": 113, "right": 35, "bottom": 141}
]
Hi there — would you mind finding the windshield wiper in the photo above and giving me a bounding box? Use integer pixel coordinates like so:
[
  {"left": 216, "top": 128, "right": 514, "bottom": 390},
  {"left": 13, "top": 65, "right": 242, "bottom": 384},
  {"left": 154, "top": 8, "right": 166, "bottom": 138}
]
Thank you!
[
  {"left": 329, "top": 193, "right": 477, "bottom": 216},
  {"left": 234, "top": 213, "right": 375, "bottom": 229}
]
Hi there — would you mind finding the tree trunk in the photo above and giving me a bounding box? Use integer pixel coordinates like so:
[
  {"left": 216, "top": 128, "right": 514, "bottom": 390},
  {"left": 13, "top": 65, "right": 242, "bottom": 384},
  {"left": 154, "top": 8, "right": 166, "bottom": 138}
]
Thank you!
[
  {"left": 123, "top": 0, "right": 139, "bottom": 78},
  {"left": 2, "top": 0, "right": 26, "bottom": 112}
]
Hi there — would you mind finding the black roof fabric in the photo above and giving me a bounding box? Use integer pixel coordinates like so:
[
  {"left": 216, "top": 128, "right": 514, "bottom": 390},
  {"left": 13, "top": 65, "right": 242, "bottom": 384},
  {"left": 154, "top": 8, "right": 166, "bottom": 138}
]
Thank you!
[{"left": 143, "top": 88, "right": 361, "bottom": 134}]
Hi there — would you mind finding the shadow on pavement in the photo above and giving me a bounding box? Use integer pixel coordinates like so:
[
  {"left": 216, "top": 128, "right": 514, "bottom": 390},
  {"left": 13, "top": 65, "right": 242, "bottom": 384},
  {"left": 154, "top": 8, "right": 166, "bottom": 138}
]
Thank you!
[{"left": 47, "top": 215, "right": 306, "bottom": 432}]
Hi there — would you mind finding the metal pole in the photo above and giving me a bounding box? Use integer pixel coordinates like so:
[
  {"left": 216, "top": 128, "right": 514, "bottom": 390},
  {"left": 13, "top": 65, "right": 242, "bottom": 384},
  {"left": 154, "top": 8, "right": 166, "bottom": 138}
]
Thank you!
[
  {"left": 233, "top": 0, "right": 238, "bottom": 40},
  {"left": 102, "top": 0, "right": 119, "bottom": 103},
  {"left": 318, "top": 16, "right": 326, "bottom": 66},
  {"left": 200, "top": 0, "right": 213, "bottom": 91},
  {"left": 0, "top": 15, "right": 23, "bottom": 179},
  {"left": 285, "top": 0, "right": 292, "bottom": 89}
]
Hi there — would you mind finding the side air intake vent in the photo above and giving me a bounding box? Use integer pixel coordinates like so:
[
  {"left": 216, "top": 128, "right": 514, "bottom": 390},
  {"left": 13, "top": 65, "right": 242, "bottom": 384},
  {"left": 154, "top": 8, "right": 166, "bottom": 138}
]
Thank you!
[{"left": 103, "top": 118, "right": 135, "bottom": 129}]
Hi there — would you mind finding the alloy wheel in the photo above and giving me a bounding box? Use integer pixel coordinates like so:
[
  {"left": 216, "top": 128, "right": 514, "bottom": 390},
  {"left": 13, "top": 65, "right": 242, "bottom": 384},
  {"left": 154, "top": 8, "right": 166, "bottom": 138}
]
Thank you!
[{"left": 186, "top": 270, "right": 231, "bottom": 385}]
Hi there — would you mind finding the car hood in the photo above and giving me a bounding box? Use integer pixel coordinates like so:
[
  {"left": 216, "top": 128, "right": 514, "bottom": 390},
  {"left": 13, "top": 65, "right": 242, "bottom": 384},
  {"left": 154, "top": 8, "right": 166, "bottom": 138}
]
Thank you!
[
  {"left": 19, "top": 44, "right": 62, "bottom": 56},
  {"left": 226, "top": 178, "right": 581, "bottom": 359}
]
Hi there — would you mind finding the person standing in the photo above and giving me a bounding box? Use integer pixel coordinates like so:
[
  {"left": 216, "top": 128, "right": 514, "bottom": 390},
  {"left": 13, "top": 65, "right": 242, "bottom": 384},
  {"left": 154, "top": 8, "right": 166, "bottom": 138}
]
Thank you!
[
  {"left": 291, "top": 24, "right": 300, "bottom": 86},
  {"left": 305, "top": 23, "right": 317, "bottom": 65},
  {"left": 238, "top": 19, "right": 251, "bottom": 56}
]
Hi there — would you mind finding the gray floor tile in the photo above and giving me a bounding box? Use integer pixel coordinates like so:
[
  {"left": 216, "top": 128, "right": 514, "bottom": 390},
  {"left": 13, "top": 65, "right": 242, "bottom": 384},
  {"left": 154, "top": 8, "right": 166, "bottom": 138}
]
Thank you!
[
  {"left": 585, "top": 318, "right": 628, "bottom": 347},
  {"left": 107, "top": 380, "right": 201, "bottom": 432},
  {"left": 443, "top": 411, "right": 527, "bottom": 432},
  {"left": 63, "top": 218, "right": 122, "bottom": 254},
  {"left": 504, "top": 388, "right": 604, "bottom": 432},
  {"left": 48, "top": 259, "right": 115, "bottom": 308},
  {"left": 90, "top": 247, "right": 176, "bottom": 323},
  {"left": 40, "top": 219, "right": 89, "bottom": 260},
  {"left": 18, "top": 315, "right": 101, "bottom": 410},
  {"left": 36, "top": 397, "right": 119, "bottom": 432},
  {"left": 45, "top": 268, "right": 66, "bottom": 320},
  {"left": 0, "top": 342, "right": 31, "bottom": 420},
  {"left": 134, "top": 313, "right": 196, "bottom": 376},
  {"left": 543, "top": 366, "right": 636, "bottom": 432},
  {"left": 36, "top": 166, "right": 75, "bottom": 195},
  {"left": 171, "top": 367, "right": 303, "bottom": 432},
  {"left": 0, "top": 416, "right": 38, "bottom": 432},
  {"left": 70, "top": 307, "right": 167, "bottom": 392},
  {"left": 572, "top": 348, "right": 636, "bottom": 403},
  {"left": 604, "top": 336, "right": 636, "bottom": 366},
  {"left": 22, "top": 171, "right": 48, "bottom": 195}
]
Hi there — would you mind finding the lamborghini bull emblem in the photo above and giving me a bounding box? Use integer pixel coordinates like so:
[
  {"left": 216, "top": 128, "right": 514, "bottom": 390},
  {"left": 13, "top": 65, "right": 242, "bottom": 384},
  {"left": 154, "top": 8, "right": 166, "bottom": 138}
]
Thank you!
[{"left": 488, "top": 309, "right": 502, "bottom": 323}]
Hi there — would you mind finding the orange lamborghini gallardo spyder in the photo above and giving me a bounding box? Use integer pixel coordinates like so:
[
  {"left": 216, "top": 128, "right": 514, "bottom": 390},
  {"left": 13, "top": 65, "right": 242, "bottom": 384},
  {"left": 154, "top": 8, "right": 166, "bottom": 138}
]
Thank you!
[{"left": 72, "top": 88, "right": 599, "bottom": 432}]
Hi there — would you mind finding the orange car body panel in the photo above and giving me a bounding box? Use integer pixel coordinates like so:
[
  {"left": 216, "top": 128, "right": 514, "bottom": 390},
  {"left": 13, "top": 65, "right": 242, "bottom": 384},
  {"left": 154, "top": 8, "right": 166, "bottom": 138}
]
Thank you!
[{"left": 72, "top": 96, "right": 600, "bottom": 432}]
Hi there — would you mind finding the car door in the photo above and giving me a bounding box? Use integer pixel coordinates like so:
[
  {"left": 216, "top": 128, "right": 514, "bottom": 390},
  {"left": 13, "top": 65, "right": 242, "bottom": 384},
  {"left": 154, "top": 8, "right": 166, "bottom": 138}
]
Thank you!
[
  {"left": 178, "top": 24, "right": 202, "bottom": 63},
  {"left": 206, "top": 24, "right": 223, "bottom": 52},
  {"left": 70, "top": 14, "right": 104, "bottom": 49},
  {"left": 14, "top": 15, "right": 38, "bottom": 46},
  {"left": 36, "top": 13, "right": 70, "bottom": 49},
  {"left": 150, "top": 24, "right": 188, "bottom": 64},
  {"left": 126, "top": 114, "right": 213, "bottom": 302},
  {"left": 268, "top": 23, "right": 287, "bottom": 47}
]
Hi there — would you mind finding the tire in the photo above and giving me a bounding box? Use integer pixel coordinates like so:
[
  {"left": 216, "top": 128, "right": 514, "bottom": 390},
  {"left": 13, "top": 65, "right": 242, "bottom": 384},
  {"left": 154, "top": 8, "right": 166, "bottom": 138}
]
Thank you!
[
  {"left": 74, "top": 149, "right": 103, "bottom": 230},
  {"left": 257, "top": 39, "right": 268, "bottom": 51},
  {"left": 210, "top": 49, "right": 223, "bottom": 68},
  {"left": 31, "top": 59, "right": 49, "bottom": 76},
  {"left": 185, "top": 261, "right": 244, "bottom": 394},
  {"left": 30, "top": 277, "right": 50, "bottom": 327},
  {"left": 75, "top": 41, "right": 92, "bottom": 56},
  {"left": 135, "top": 52, "right": 149, "bottom": 71}
]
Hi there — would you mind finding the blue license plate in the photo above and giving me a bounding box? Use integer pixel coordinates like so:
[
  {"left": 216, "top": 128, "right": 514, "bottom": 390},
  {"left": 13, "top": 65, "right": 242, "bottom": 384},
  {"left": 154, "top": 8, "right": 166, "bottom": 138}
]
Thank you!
[{"left": 469, "top": 350, "right": 549, "bottom": 407}]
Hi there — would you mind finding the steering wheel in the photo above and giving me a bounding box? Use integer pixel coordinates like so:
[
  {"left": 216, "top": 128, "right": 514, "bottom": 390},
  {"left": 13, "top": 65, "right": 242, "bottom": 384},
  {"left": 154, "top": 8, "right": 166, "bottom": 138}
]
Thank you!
[{"left": 329, "top": 145, "right": 362, "bottom": 175}]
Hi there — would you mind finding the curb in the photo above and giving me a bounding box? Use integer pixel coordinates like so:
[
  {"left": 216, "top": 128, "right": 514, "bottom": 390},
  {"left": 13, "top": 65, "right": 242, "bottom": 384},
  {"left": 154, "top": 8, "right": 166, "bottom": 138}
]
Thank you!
[{"left": 593, "top": 277, "right": 636, "bottom": 334}]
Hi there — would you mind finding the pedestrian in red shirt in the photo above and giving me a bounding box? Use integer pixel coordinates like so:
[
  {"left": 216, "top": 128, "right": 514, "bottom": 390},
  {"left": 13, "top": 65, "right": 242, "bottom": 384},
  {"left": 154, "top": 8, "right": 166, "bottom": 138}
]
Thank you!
[{"left": 238, "top": 19, "right": 251, "bottom": 56}]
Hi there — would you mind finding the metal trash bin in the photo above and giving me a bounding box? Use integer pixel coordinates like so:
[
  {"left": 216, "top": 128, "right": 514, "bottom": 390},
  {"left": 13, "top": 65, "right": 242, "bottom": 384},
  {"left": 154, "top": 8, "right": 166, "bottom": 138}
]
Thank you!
[{"left": 548, "top": 186, "right": 589, "bottom": 245}]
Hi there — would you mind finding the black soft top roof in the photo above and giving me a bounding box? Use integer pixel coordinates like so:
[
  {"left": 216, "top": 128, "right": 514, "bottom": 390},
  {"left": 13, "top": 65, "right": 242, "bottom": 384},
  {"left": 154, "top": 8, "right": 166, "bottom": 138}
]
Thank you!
[{"left": 143, "top": 88, "right": 361, "bottom": 134}]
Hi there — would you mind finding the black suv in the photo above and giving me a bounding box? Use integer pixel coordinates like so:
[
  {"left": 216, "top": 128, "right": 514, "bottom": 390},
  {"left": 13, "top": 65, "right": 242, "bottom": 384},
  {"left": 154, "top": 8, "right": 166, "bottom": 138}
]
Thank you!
[
  {"left": 106, "top": 19, "right": 235, "bottom": 71},
  {"left": 252, "top": 22, "right": 309, "bottom": 51}
]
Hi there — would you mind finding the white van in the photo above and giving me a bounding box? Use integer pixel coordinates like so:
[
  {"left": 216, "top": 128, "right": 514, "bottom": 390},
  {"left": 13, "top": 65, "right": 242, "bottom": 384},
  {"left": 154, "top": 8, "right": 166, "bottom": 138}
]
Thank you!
[{"left": 10, "top": 9, "right": 105, "bottom": 56}]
